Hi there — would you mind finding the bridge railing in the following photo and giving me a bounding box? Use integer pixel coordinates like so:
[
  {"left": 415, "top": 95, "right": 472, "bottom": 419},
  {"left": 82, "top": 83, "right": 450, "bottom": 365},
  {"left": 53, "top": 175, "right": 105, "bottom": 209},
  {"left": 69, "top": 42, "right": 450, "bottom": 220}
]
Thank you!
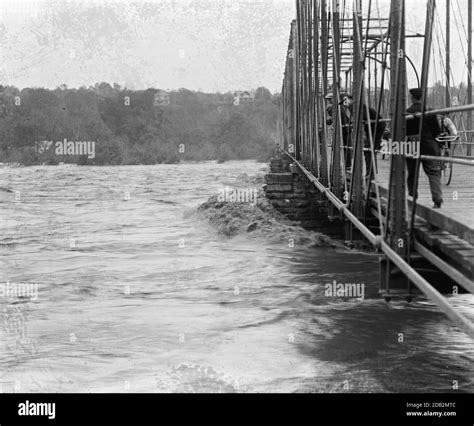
[{"left": 276, "top": 0, "right": 474, "bottom": 338}]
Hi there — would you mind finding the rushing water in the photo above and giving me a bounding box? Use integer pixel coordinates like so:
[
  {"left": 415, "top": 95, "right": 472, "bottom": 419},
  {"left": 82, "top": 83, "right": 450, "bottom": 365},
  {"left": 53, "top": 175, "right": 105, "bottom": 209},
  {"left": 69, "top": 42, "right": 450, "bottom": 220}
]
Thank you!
[{"left": 0, "top": 161, "right": 473, "bottom": 393}]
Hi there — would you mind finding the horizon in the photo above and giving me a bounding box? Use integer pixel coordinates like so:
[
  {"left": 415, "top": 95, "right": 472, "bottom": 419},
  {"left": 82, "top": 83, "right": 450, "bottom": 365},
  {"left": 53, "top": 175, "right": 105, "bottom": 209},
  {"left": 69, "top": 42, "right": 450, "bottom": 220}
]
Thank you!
[
  {"left": 0, "top": 0, "right": 472, "bottom": 93},
  {"left": 0, "top": 82, "right": 279, "bottom": 95}
]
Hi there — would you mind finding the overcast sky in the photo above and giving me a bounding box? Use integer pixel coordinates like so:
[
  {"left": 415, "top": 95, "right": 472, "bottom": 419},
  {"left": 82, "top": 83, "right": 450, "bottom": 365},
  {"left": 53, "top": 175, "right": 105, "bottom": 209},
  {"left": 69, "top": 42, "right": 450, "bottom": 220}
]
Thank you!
[
  {"left": 0, "top": 0, "right": 471, "bottom": 93},
  {"left": 0, "top": 0, "right": 295, "bottom": 93}
]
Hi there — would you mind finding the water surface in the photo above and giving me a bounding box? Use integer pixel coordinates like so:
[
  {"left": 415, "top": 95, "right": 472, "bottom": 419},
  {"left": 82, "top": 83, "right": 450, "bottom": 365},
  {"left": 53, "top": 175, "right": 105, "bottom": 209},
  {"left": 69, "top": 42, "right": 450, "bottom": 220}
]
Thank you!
[{"left": 0, "top": 161, "right": 472, "bottom": 392}]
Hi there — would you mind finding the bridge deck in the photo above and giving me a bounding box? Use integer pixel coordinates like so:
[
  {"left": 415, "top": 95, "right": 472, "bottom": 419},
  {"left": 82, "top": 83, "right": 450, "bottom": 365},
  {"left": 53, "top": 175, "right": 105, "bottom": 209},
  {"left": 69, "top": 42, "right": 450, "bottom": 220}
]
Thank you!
[
  {"left": 374, "top": 156, "right": 474, "bottom": 243},
  {"left": 371, "top": 155, "right": 474, "bottom": 280}
]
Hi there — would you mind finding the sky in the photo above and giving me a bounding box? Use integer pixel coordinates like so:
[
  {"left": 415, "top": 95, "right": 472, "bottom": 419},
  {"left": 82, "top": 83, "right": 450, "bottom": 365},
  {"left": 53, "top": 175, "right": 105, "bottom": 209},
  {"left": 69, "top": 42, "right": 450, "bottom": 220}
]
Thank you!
[
  {"left": 375, "top": 0, "right": 471, "bottom": 91},
  {"left": 0, "top": 0, "right": 471, "bottom": 93},
  {"left": 0, "top": 0, "right": 296, "bottom": 93}
]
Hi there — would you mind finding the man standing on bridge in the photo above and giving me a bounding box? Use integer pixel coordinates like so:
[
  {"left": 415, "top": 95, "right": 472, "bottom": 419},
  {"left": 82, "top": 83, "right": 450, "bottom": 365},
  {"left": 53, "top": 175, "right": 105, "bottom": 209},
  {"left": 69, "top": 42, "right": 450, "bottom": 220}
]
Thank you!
[
  {"left": 406, "top": 88, "right": 443, "bottom": 209},
  {"left": 325, "top": 93, "right": 353, "bottom": 167},
  {"left": 339, "top": 94, "right": 386, "bottom": 179}
]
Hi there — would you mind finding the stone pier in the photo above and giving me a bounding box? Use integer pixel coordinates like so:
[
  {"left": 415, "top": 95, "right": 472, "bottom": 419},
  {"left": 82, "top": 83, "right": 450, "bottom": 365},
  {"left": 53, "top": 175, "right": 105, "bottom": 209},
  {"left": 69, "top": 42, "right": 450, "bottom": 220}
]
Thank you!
[{"left": 264, "top": 156, "right": 345, "bottom": 239}]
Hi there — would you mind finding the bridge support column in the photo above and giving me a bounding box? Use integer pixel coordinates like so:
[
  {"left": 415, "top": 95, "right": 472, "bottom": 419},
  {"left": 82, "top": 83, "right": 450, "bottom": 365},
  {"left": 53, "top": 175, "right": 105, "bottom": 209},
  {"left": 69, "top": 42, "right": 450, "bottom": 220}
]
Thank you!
[
  {"left": 381, "top": 0, "right": 409, "bottom": 299},
  {"left": 264, "top": 156, "right": 345, "bottom": 238},
  {"left": 344, "top": 220, "right": 378, "bottom": 250},
  {"left": 380, "top": 254, "right": 459, "bottom": 301}
]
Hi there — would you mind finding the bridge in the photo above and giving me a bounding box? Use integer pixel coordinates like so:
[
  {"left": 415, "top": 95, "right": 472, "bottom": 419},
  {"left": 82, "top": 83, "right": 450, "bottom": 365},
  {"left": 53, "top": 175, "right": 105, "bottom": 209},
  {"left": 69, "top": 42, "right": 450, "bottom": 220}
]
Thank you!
[{"left": 273, "top": 0, "right": 474, "bottom": 338}]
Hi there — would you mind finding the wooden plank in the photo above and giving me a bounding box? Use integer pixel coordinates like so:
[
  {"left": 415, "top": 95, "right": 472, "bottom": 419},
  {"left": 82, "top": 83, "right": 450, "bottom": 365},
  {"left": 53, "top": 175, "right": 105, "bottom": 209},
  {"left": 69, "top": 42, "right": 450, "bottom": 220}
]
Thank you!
[
  {"left": 373, "top": 159, "right": 474, "bottom": 244},
  {"left": 369, "top": 194, "right": 474, "bottom": 279}
]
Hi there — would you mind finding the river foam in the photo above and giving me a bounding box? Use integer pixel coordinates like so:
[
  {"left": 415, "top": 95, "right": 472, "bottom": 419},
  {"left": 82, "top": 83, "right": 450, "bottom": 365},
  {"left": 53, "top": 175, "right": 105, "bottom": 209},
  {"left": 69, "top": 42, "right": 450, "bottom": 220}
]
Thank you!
[{"left": 197, "top": 174, "right": 347, "bottom": 250}]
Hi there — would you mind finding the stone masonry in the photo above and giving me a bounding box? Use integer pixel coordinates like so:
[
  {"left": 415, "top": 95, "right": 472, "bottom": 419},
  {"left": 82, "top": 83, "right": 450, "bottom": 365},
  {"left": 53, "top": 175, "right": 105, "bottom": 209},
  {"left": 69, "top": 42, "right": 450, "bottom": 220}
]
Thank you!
[{"left": 264, "top": 157, "right": 345, "bottom": 238}]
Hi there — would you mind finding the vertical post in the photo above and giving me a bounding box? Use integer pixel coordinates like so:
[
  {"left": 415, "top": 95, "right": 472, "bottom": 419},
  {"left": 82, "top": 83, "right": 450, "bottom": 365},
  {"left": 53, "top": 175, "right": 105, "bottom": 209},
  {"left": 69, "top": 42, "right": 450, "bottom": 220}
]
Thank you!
[
  {"left": 297, "top": 0, "right": 306, "bottom": 166},
  {"left": 420, "top": 1, "right": 435, "bottom": 90},
  {"left": 351, "top": 0, "right": 364, "bottom": 216},
  {"left": 406, "top": 0, "right": 435, "bottom": 294},
  {"left": 374, "top": 44, "right": 378, "bottom": 108},
  {"left": 306, "top": 0, "right": 312, "bottom": 170},
  {"left": 320, "top": 0, "right": 330, "bottom": 185},
  {"left": 388, "top": 0, "right": 407, "bottom": 255},
  {"left": 287, "top": 30, "right": 294, "bottom": 154},
  {"left": 285, "top": 77, "right": 288, "bottom": 150},
  {"left": 283, "top": 63, "right": 289, "bottom": 151},
  {"left": 284, "top": 83, "right": 287, "bottom": 149},
  {"left": 296, "top": 12, "right": 302, "bottom": 163},
  {"left": 286, "top": 67, "right": 289, "bottom": 150},
  {"left": 468, "top": 0, "right": 472, "bottom": 156},
  {"left": 278, "top": 81, "right": 283, "bottom": 150},
  {"left": 331, "top": 0, "right": 343, "bottom": 199},
  {"left": 308, "top": 0, "right": 314, "bottom": 171},
  {"left": 446, "top": 0, "right": 450, "bottom": 108},
  {"left": 295, "top": 2, "right": 303, "bottom": 163},
  {"left": 311, "top": 0, "right": 320, "bottom": 175},
  {"left": 291, "top": 20, "right": 298, "bottom": 160},
  {"left": 380, "top": 0, "right": 408, "bottom": 297}
]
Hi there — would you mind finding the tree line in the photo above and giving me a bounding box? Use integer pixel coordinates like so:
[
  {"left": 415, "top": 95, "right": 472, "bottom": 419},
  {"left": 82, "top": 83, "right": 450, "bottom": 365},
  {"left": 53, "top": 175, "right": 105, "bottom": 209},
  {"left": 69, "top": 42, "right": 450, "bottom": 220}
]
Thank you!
[{"left": 0, "top": 83, "right": 279, "bottom": 165}]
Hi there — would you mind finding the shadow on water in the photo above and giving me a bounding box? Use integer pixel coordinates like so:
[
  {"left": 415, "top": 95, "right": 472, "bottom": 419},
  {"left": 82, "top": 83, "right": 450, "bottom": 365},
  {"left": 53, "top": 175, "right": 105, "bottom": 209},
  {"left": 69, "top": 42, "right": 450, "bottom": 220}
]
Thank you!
[
  {"left": 287, "top": 249, "right": 474, "bottom": 392},
  {"left": 194, "top": 178, "right": 474, "bottom": 392},
  {"left": 1, "top": 161, "right": 472, "bottom": 393}
]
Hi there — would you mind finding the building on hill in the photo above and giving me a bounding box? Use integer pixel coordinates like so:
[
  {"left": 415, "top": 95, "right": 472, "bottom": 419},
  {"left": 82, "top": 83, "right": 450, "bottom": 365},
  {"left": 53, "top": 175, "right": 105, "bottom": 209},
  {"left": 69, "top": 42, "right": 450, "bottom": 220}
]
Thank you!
[
  {"left": 233, "top": 90, "right": 255, "bottom": 105},
  {"left": 154, "top": 90, "right": 170, "bottom": 107}
]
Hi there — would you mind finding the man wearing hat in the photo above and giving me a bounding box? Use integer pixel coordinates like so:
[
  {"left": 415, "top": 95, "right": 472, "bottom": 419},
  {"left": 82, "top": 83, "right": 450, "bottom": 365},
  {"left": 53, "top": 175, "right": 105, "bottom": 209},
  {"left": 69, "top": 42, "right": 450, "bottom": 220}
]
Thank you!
[
  {"left": 325, "top": 93, "right": 335, "bottom": 126},
  {"left": 338, "top": 94, "right": 353, "bottom": 166},
  {"left": 406, "top": 88, "right": 443, "bottom": 208},
  {"left": 339, "top": 94, "right": 386, "bottom": 178},
  {"left": 324, "top": 93, "right": 353, "bottom": 166}
]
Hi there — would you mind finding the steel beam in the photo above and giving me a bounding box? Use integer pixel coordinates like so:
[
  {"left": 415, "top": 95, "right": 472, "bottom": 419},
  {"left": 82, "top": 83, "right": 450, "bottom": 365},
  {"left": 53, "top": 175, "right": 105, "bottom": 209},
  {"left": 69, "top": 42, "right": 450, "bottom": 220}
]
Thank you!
[
  {"left": 387, "top": 0, "right": 408, "bottom": 256},
  {"left": 320, "top": 0, "right": 330, "bottom": 185},
  {"left": 291, "top": 20, "right": 298, "bottom": 160},
  {"left": 330, "top": 0, "right": 344, "bottom": 198},
  {"left": 351, "top": 0, "right": 365, "bottom": 216},
  {"left": 446, "top": 0, "right": 450, "bottom": 108},
  {"left": 468, "top": 0, "right": 472, "bottom": 155}
]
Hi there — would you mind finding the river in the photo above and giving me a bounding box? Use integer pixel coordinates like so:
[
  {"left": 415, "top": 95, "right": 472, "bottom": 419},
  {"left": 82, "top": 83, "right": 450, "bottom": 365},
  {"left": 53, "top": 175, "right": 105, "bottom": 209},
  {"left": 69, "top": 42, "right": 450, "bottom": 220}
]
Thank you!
[{"left": 0, "top": 161, "right": 472, "bottom": 392}]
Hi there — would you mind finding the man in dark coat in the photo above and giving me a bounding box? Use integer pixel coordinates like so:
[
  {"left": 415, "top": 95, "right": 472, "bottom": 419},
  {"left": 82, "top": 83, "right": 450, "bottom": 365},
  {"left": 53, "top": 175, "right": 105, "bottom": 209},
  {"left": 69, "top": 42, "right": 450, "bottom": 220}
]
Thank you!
[
  {"left": 361, "top": 103, "right": 386, "bottom": 178},
  {"left": 326, "top": 94, "right": 353, "bottom": 167},
  {"left": 406, "top": 88, "right": 443, "bottom": 208},
  {"left": 338, "top": 94, "right": 353, "bottom": 167},
  {"left": 339, "top": 94, "right": 385, "bottom": 177}
]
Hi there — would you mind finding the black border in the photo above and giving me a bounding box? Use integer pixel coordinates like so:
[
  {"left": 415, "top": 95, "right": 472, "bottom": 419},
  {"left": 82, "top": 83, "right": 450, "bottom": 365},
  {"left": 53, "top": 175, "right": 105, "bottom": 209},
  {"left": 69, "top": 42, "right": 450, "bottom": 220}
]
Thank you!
[{"left": 0, "top": 393, "right": 472, "bottom": 425}]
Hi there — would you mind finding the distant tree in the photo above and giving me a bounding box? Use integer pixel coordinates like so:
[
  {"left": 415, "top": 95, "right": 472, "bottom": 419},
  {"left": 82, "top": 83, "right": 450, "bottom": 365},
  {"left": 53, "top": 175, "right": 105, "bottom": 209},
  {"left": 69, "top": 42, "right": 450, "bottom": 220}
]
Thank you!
[
  {"left": 0, "top": 84, "right": 278, "bottom": 165},
  {"left": 95, "top": 82, "right": 114, "bottom": 98},
  {"left": 255, "top": 86, "right": 272, "bottom": 102}
]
